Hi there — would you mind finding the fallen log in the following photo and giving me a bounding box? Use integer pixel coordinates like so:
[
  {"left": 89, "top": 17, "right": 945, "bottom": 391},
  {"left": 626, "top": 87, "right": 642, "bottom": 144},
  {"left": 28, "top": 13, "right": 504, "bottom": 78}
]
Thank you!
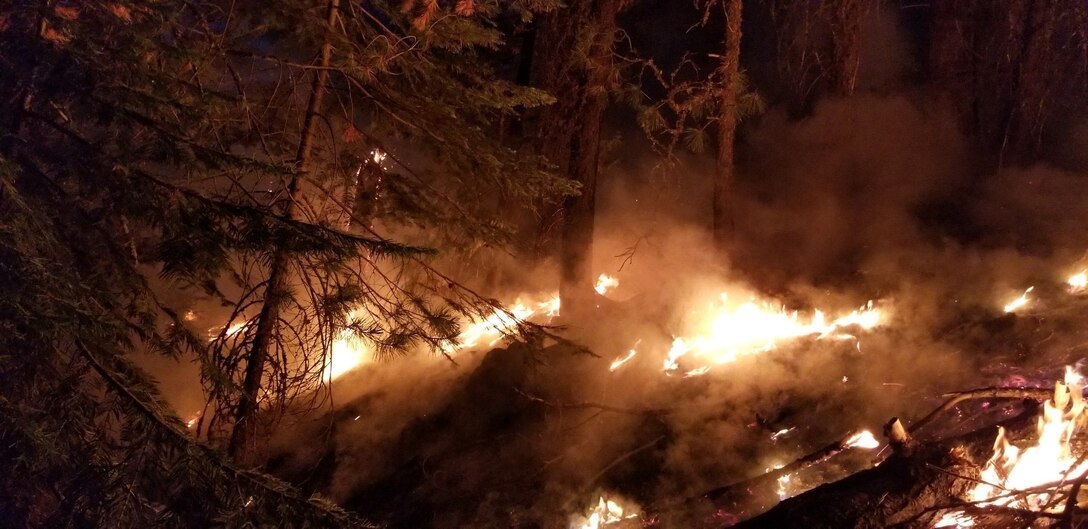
[{"left": 731, "top": 393, "right": 1050, "bottom": 529}]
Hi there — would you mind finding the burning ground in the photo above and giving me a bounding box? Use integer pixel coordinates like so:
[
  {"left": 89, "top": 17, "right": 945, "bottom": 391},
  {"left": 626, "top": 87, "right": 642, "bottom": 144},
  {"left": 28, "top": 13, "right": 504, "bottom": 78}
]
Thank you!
[{"left": 226, "top": 96, "right": 1088, "bottom": 528}]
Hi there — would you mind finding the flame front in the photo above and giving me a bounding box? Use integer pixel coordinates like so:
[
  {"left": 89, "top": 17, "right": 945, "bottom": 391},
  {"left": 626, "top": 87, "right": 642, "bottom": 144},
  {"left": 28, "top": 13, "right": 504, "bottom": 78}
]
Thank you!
[
  {"left": 663, "top": 296, "right": 882, "bottom": 375},
  {"left": 936, "top": 366, "right": 1088, "bottom": 527}
]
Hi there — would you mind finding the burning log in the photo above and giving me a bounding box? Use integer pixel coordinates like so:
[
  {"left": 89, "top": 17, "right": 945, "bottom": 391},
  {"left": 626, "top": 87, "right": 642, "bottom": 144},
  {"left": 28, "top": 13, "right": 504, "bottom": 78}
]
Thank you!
[
  {"left": 729, "top": 402, "right": 1042, "bottom": 529},
  {"left": 701, "top": 429, "right": 881, "bottom": 505},
  {"left": 725, "top": 380, "right": 1088, "bottom": 529}
]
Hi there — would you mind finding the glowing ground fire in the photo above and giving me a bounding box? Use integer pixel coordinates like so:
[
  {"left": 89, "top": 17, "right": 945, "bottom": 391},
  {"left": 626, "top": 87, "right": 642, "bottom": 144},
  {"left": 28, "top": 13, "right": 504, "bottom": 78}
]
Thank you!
[
  {"left": 571, "top": 496, "right": 639, "bottom": 529},
  {"left": 662, "top": 296, "right": 882, "bottom": 376}
]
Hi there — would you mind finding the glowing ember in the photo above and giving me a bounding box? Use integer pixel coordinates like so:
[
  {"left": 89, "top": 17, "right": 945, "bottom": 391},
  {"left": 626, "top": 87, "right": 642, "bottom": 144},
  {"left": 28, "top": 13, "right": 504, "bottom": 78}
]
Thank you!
[
  {"left": 663, "top": 296, "right": 882, "bottom": 375},
  {"left": 595, "top": 274, "right": 619, "bottom": 296},
  {"left": 609, "top": 346, "right": 638, "bottom": 371},
  {"left": 844, "top": 430, "right": 880, "bottom": 449},
  {"left": 1069, "top": 271, "right": 1087, "bottom": 292},
  {"left": 571, "top": 496, "right": 638, "bottom": 529},
  {"left": 185, "top": 414, "right": 199, "bottom": 429},
  {"left": 370, "top": 148, "right": 388, "bottom": 165},
  {"left": 1002, "top": 286, "right": 1033, "bottom": 313},
  {"left": 936, "top": 366, "right": 1087, "bottom": 528}
]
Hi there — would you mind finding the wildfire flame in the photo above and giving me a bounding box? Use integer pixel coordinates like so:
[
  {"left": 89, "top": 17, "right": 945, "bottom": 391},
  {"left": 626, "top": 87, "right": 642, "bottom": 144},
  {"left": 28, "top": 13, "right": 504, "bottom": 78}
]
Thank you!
[
  {"left": 441, "top": 295, "right": 561, "bottom": 354},
  {"left": 324, "top": 333, "right": 369, "bottom": 381},
  {"left": 1003, "top": 286, "right": 1034, "bottom": 313},
  {"left": 936, "top": 366, "right": 1088, "bottom": 527},
  {"left": 609, "top": 346, "right": 638, "bottom": 372},
  {"left": 663, "top": 296, "right": 882, "bottom": 375},
  {"left": 595, "top": 274, "right": 619, "bottom": 296},
  {"left": 1069, "top": 271, "right": 1087, "bottom": 293},
  {"left": 323, "top": 293, "right": 562, "bottom": 381},
  {"left": 570, "top": 496, "right": 638, "bottom": 529},
  {"left": 207, "top": 320, "right": 250, "bottom": 341},
  {"left": 844, "top": 430, "right": 880, "bottom": 449}
]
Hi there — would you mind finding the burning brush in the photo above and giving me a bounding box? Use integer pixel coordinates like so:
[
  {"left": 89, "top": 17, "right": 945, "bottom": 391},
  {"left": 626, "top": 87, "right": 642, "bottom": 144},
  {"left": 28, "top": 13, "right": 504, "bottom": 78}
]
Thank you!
[{"left": 936, "top": 367, "right": 1088, "bottom": 528}]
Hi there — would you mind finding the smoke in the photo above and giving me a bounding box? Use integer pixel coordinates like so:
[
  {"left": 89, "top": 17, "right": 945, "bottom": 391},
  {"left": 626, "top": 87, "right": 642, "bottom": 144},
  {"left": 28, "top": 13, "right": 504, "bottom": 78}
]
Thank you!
[
  {"left": 255, "top": 89, "right": 1088, "bottom": 528},
  {"left": 138, "top": 4, "right": 1088, "bottom": 527}
]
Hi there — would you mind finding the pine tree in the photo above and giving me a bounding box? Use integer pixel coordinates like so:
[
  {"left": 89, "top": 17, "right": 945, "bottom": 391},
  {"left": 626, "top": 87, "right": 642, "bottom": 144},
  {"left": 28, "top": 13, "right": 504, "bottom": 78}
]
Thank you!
[
  {"left": 528, "top": 0, "right": 624, "bottom": 317},
  {"left": 713, "top": 0, "right": 743, "bottom": 251},
  {"left": 0, "top": 0, "right": 570, "bottom": 524}
]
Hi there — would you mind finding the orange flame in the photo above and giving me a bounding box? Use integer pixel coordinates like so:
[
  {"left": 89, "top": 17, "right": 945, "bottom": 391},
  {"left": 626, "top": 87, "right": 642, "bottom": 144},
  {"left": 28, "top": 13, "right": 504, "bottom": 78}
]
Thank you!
[
  {"left": 936, "top": 367, "right": 1087, "bottom": 527},
  {"left": 594, "top": 274, "right": 619, "bottom": 296},
  {"left": 663, "top": 296, "right": 882, "bottom": 375},
  {"left": 1003, "top": 286, "right": 1034, "bottom": 313},
  {"left": 571, "top": 496, "right": 638, "bottom": 529}
]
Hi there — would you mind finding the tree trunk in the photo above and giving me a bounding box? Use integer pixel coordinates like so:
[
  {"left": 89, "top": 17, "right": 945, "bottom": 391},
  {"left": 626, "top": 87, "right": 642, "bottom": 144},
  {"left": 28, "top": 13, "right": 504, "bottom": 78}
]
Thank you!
[
  {"left": 829, "top": 0, "right": 861, "bottom": 96},
  {"left": 228, "top": 0, "right": 340, "bottom": 465},
  {"left": 1004, "top": 0, "right": 1057, "bottom": 163},
  {"left": 928, "top": 0, "right": 978, "bottom": 134},
  {"left": 530, "top": 0, "right": 621, "bottom": 318},
  {"left": 713, "top": 0, "right": 742, "bottom": 252}
]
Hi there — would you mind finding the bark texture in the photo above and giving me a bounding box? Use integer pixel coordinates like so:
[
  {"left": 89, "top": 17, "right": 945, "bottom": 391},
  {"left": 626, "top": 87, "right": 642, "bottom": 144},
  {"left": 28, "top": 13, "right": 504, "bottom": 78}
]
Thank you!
[
  {"left": 530, "top": 0, "right": 622, "bottom": 317},
  {"left": 712, "top": 0, "right": 743, "bottom": 251}
]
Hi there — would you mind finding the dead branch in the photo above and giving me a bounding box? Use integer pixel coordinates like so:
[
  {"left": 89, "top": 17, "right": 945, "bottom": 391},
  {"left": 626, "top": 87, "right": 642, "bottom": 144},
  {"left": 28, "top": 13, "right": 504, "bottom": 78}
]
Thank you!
[{"left": 908, "top": 387, "right": 1058, "bottom": 438}]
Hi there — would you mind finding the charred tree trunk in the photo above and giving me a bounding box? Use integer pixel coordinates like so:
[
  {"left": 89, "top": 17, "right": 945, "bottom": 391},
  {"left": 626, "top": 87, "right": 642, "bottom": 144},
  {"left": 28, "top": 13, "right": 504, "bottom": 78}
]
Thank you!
[
  {"left": 530, "top": 0, "right": 621, "bottom": 318},
  {"left": 712, "top": 0, "right": 742, "bottom": 252},
  {"left": 228, "top": 0, "right": 340, "bottom": 464}
]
